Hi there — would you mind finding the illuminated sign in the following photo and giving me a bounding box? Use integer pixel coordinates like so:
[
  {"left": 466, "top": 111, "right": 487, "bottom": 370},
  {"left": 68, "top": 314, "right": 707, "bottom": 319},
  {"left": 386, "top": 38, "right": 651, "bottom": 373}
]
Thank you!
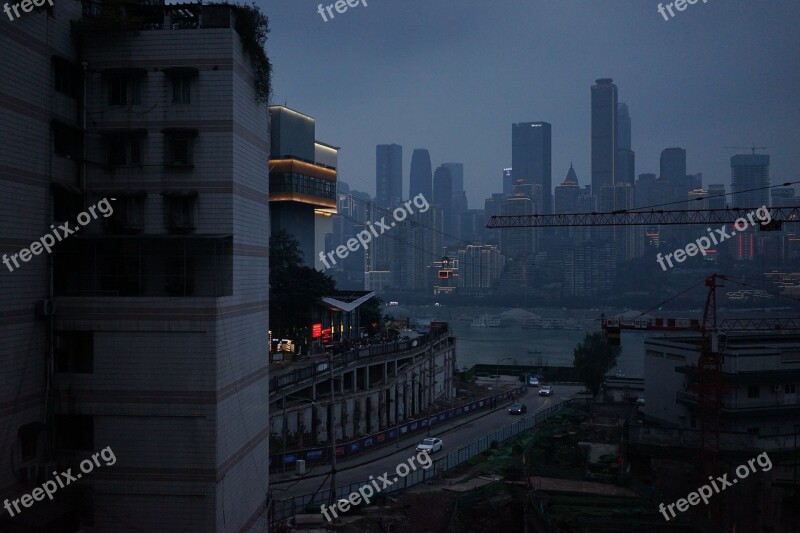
[{"left": 312, "top": 323, "right": 322, "bottom": 338}]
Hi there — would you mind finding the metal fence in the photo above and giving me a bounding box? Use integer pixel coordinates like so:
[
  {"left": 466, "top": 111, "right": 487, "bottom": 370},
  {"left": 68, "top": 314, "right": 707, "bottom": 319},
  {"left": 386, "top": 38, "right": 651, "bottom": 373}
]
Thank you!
[
  {"left": 271, "top": 398, "right": 576, "bottom": 524},
  {"left": 271, "top": 386, "right": 525, "bottom": 471}
]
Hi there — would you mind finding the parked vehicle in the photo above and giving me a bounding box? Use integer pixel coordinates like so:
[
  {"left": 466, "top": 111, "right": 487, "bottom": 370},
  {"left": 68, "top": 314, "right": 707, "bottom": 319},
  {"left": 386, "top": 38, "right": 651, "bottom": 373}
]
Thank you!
[
  {"left": 416, "top": 437, "right": 443, "bottom": 453},
  {"left": 508, "top": 402, "right": 527, "bottom": 415},
  {"left": 538, "top": 385, "right": 553, "bottom": 396}
]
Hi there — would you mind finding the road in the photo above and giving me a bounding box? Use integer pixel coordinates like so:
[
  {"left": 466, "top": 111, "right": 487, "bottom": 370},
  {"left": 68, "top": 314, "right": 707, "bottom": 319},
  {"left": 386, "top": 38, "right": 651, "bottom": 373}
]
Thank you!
[{"left": 271, "top": 384, "right": 584, "bottom": 500}]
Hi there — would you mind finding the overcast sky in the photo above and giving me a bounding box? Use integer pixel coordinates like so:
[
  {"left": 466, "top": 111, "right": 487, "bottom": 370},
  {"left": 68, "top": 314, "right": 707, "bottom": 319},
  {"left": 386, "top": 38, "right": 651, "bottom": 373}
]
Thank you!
[{"left": 262, "top": 0, "right": 800, "bottom": 208}]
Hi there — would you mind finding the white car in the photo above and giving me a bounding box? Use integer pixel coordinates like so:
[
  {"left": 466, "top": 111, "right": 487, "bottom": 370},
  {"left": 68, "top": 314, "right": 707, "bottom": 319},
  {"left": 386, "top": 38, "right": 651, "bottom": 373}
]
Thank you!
[
  {"left": 538, "top": 385, "right": 553, "bottom": 396},
  {"left": 416, "top": 437, "right": 443, "bottom": 453},
  {"left": 528, "top": 376, "right": 540, "bottom": 387}
]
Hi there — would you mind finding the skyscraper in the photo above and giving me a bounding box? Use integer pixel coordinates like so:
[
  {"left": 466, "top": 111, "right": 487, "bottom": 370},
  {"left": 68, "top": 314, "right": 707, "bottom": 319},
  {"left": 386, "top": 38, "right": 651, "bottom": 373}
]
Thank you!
[
  {"left": 731, "top": 154, "right": 770, "bottom": 261},
  {"left": 443, "top": 162, "right": 468, "bottom": 217},
  {"left": 376, "top": 143, "right": 402, "bottom": 208},
  {"left": 616, "top": 148, "right": 636, "bottom": 186},
  {"left": 511, "top": 121, "right": 552, "bottom": 213},
  {"left": 635, "top": 173, "right": 657, "bottom": 208},
  {"left": 660, "top": 147, "right": 687, "bottom": 182},
  {"left": 599, "top": 183, "right": 639, "bottom": 261},
  {"left": 502, "top": 168, "right": 513, "bottom": 196},
  {"left": 731, "top": 154, "right": 770, "bottom": 208},
  {"left": 591, "top": 78, "right": 618, "bottom": 196},
  {"left": 615, "top": 103, "right": 635, "bottom": 185},
  {"left": 707, "top": 184, "right": 727, "bottom": 209},
  {"left": 554, "top": 163, "right": 581, "bottom": 214},
  {"left": 409, "top": 148, "right": 432, "bottom": 200},
  {"left": 433, "top": 164, "right": 454, "bottom": 239},
  {"left": 617, "top": 102, "right": 631, "bottom": 150}
]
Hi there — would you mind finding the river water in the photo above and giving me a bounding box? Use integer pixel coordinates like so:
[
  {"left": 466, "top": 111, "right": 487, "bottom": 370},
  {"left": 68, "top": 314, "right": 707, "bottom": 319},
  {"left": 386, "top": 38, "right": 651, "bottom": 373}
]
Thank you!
[{"left": 400, "top": 306, "right": 675, "bottom": 379}]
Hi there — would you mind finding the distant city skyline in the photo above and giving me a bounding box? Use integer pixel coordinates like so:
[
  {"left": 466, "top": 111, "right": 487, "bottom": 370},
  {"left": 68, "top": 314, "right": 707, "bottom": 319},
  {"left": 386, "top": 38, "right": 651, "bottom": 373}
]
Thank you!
[{"left": 266, "top": 1, "right": 800, "bottom": 208}]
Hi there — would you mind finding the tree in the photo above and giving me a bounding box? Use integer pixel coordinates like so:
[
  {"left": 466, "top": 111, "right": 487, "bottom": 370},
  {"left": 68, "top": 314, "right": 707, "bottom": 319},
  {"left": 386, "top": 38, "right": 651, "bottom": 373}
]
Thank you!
[
  {"left": 572, "top": 332, "right": 621, "bottom": 396},
  {"left": 359, "top": 296, "right": 382, "bottom": 336},
  {"left": 269, "top": 230, "right": 336, "bottom": 339}
]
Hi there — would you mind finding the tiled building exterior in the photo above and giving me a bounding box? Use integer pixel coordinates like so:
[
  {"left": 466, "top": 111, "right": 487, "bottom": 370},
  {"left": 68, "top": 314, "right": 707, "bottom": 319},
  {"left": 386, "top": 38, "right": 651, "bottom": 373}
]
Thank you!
[{"left": 1, "top": 3, "right": 270, "bottom": 531}]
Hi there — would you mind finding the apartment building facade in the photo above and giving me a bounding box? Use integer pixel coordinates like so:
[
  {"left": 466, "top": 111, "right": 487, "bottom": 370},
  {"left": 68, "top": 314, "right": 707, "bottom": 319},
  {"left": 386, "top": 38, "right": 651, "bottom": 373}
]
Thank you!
[
  {"left": 1, "top": 3, "right": 270, "bottom": 530},
  {"left": 645, "top": 333, "right": 800, "bottom": 446}
]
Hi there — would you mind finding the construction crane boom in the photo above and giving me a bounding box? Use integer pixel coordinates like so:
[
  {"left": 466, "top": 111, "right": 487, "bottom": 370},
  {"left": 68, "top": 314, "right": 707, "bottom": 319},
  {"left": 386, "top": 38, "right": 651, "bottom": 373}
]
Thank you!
[
  {"left": 723, "top": 144, "right": 768, "bottom": 155},
  {"left": 487, "top": 206, "right": 800, "bottom": 228}
]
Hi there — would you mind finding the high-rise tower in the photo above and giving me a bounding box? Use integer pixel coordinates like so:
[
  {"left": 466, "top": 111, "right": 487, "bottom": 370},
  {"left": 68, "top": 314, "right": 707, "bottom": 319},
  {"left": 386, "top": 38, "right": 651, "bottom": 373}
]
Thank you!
[
  {"left": 591, "top": 78, "right": 618, "bottom": 196},
  {"left": 409, "top": 148, "right": 432, "bottom": 200},
  {"left": 376, "top": 144, "right": 402, "bottom": 208},
  {"left": 511, "top": 122, "right": 552, "bottom": 214}
]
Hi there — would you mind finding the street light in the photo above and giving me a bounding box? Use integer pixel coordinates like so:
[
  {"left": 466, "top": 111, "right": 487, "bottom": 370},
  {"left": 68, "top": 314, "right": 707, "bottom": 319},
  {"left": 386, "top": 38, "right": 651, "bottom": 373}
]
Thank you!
[
  {"left": 496, "top": 357, "right": 513, "bottom": 391},
  {"left": 327, "top": 353, "right": 338, "bottom": 514},
  {"left": 281, "top": 392, "right": 315, "bottom": 476},
  {"left": 795, "top": 424, "right": 799, "bottom": 514}
]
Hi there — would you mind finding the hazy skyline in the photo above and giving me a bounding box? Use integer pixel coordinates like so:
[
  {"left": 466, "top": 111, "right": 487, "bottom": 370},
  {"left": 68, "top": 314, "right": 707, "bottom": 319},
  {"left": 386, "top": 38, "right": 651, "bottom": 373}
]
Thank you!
[{"left": 265, "top": 1, "right": 800, "bottom": 207}]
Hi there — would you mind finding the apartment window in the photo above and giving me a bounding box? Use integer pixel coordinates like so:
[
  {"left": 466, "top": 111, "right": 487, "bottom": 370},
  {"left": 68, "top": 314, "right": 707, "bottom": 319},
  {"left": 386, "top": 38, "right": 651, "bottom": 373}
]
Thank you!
[
  {"left": 55, "top": 415, "right": 93, "bottom": 451},
  {"left": 53, "top": 57, "right": 80, "bottom": 98},
  {"left": 106, "top": 194, "right": 145, "bottom": 234},
  {"left": 55, "top": 331, "right": 94, "bottom": 373},
  {"left": 52, "top": 121, "right": 82, "bottom": 159},
  {"left": 107, "top": 134, "right": 143, "bottom": 167},
  {"left": 162, "top": 192, "right": 197, "bottom": 233},
  {"left": 108, "top": 77, "right": 141, "bottom": 105},
  {"left": 172, "top": 74, "right": 191, "bottom": 104},
  {"left": 747, "top": 385, "right": 760, "bottom": 398},
  {"left": 163, "top": 129, "right": 197, "bottom": 167}
]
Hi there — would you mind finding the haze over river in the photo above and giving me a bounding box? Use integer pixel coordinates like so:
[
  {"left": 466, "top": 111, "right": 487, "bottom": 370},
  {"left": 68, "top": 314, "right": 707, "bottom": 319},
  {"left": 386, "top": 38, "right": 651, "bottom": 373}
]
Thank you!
[{"left": 399, "top": 305, "right": 685, "bottom": 379}]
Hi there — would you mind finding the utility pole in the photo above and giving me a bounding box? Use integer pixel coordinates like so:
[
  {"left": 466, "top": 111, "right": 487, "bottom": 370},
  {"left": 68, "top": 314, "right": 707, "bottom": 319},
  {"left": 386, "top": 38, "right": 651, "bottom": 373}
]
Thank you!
[
  {"left": 327, "top": 354, "right": 337, "bottom": 512},
  {"left": 282, "top": 393, "right": 286, "bottom": 476}
]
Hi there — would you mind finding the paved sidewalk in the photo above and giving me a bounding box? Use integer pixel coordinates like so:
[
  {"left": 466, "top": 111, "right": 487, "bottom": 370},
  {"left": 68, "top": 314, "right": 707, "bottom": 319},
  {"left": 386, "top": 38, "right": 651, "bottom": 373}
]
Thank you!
[{"left": 270, "top": 385, "right": 527, "bottom": 485}]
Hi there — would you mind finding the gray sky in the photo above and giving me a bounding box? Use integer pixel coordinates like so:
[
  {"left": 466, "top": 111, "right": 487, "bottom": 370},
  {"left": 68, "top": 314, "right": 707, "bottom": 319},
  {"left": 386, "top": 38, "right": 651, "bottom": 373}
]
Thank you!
[{"left": 263, "top": 0, "right": 800, "bottom": 208}]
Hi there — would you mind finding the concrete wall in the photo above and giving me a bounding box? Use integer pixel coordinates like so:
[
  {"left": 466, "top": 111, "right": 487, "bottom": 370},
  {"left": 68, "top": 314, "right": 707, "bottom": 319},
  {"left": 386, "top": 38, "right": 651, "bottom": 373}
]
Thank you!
[{"left": 272, "top": 338, "right": 457, "bottom": 445}]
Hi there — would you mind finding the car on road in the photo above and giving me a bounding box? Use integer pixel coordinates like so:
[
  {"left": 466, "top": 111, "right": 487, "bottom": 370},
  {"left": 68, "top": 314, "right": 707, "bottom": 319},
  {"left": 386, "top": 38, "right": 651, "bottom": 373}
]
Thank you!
[
  {"left": 538, "top": 385, "right": 553, "bottom": 396},
  {"left": 528, "top": 376, "right": 540, "bottom": 387},
  {"left": 416, "top": 437, "right": 443, "bottom": 453},
  {"left": 508, "top": 402, "right": 527, "bottom": 415}
]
